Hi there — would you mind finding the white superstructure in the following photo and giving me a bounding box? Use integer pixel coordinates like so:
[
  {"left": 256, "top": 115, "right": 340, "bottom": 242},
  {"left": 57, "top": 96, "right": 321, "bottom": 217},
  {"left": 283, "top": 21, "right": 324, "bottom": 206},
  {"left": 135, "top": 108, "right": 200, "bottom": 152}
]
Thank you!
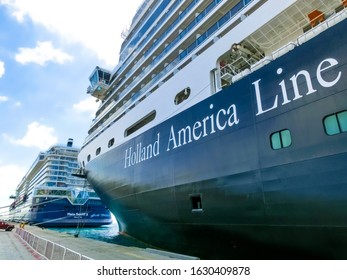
[{"left": 79, "top": 0, "right": 346, "bottom": 167}]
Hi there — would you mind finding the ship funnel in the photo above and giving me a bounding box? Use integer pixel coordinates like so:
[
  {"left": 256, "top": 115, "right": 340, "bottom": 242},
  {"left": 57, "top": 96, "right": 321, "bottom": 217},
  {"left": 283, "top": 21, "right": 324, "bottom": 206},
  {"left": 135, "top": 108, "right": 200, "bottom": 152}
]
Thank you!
[{"left": 67, "top": 138, "right": 73, "bottom": 147}]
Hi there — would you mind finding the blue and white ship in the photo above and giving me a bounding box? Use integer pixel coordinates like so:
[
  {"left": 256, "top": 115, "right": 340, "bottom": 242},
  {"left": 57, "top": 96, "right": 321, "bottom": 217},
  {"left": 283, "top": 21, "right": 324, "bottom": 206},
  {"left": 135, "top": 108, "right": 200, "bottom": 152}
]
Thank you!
[
  {"left": 9, "top": 139, "right": 112, "bottom": 227},
  {"left": 78, "top": 0, "right": 347, "bottom": 259}
]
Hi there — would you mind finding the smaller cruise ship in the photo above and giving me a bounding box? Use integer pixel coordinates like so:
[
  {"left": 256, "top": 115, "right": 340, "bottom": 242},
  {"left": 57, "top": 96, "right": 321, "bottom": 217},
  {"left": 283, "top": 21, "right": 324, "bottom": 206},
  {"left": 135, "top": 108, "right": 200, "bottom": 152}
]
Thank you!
[{"left": 9, "top": 139, "right": 112, "bottom": 227}]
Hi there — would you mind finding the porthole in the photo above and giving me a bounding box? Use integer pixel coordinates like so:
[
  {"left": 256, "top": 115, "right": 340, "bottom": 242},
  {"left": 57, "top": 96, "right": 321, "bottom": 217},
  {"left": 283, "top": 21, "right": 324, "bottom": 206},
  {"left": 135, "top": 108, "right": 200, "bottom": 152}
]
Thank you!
[
  {"left": 96, "top": 147, "right": 101, "bottom": 156},
  {"left": 108, "top": 138, "right": 115, "bottom": 148},
  {"left": 174, "top": 87, "right": 191, "bottom": 105}
]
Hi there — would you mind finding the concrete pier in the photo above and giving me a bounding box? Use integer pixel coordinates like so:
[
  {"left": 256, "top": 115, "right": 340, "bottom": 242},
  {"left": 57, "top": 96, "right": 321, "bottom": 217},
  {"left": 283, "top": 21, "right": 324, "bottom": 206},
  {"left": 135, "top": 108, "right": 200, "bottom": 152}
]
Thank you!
[
  {"left": 0, "top": 230, "right": 39, "bottom": 260},
  {"left": 0, "top": 224, "right": 198, "bottom": 260}
]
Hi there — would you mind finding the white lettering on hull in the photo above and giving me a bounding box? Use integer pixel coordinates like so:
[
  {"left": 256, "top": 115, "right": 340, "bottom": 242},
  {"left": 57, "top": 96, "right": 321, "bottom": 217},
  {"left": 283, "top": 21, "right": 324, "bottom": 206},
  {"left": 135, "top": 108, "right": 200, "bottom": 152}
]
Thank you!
[
  {"left": 254, "top": 58, "right": 341, "bottom": 116},
  {"left": 125, "top": 133, "right": 160, "bottom": 168},
  {"left": 167, "top": 103, "right": 239, "bottom": 151},
  {"left": 122, "top": 57, "right": 342, "bottom": 168}
]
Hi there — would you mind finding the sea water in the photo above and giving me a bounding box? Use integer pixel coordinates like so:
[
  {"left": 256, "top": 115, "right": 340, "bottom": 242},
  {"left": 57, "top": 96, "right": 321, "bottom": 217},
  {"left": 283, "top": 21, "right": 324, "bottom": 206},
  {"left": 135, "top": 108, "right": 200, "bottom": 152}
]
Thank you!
[{"left": 50, "top": 220, "right": 150, "bottom": 249}]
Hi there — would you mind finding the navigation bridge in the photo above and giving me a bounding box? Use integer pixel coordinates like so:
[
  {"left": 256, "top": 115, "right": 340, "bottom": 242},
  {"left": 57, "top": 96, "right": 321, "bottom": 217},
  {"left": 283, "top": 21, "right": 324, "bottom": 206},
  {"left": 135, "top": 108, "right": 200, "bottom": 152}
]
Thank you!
[{"left": 87, "top": 66, "right": 111, "bottom": 100}]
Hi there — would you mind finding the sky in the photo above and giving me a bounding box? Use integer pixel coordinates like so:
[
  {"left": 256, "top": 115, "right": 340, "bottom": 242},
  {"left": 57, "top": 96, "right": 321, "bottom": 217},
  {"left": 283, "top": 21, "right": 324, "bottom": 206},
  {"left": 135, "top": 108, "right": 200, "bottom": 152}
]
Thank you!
[{"left": 0, "top": 0, "right": 143, "bottom": 214}]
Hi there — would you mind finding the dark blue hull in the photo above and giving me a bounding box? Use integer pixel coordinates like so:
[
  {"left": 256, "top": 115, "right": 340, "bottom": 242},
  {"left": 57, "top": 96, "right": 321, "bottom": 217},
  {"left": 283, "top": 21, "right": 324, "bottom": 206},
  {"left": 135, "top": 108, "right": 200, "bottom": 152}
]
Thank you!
[
  {"left": 28, "top": 198, "right": 112, "bottom": 227},
  {"left": 85, "top": 17, "right": 347, "bottom": 259}
]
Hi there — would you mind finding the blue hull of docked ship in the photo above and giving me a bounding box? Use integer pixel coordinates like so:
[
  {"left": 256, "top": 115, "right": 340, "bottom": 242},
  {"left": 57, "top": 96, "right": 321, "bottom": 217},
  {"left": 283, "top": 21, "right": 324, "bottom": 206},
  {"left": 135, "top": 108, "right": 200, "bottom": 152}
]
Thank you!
[
  {"left": 27, "top": 198, "right": 112, "bottom": 227},
  {"left": 85, "top": 18, "right": 347, "bottom": 259}
]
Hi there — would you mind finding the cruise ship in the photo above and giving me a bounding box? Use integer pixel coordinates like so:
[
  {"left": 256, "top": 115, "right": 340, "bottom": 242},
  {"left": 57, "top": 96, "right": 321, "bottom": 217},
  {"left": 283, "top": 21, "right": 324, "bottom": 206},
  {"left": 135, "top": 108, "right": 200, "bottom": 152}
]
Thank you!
[
  {"left": 78, "top": 0, "right": 347, "bottom": 259},
  {"left": 9, "top": 139, "right": 112, "bottom": 227}
]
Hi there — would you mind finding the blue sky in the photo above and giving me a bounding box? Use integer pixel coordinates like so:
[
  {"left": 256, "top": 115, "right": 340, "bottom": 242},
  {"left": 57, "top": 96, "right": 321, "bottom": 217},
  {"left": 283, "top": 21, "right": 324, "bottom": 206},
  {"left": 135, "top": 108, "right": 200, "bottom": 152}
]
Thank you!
[{"left": 0, "top": 0, "right": 142, "bottom": 211}]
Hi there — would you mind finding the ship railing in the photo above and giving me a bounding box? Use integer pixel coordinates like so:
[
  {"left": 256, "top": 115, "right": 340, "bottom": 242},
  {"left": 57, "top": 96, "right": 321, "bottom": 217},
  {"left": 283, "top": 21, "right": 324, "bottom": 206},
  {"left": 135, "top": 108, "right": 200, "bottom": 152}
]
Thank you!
[
  {"left": 231, "top": 6, "right": 347, "bottom": 83},
  {"left": 15, "top": 227, "right": 93, "bottom": 260},
  {"left": 298, "top": 7, "right": 347, "bottom": 45},
  {"left": 250, "top": 56, "right": 272, "bottom": 72},
  {"left": 220, "top": 62, "right": 239, "bottom": 82},
  {"left": 83, "top": 1, "right": 347, "bottom": 148},
  {"left": 271, "top": 42, "right": 296, "bottom": 60},
  {"left": 297, "top": 21, "right": 328, "bottom": 45},
  {"left": 232, "top": 68, "right": 251, "bottom": 83},
  {"left": 93, "top": 0, "right": 253, "bottom": 125},
  {"left": 84, "top": 0, "right": 255, "bottom": 144}
]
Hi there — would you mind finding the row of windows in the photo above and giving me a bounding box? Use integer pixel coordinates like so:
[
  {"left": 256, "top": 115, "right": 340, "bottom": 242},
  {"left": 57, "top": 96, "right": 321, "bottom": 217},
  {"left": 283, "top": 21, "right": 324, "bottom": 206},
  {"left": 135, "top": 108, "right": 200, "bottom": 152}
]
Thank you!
[
  {"left": 86, "top": 110, "right": 158, "bottom": 163},
  {"left": 119, "top": 0, "right": 197, "bottom": 69},
  {"left": 120, "top": 0, "right": 171, "bottom": 61},
  {"left": 180, "top": 1, "right": 245, "bottom": 60},
  {"left": 94, "top": 0, "right": 200, "bottom": 123},
  {"left": 270, "top": 111, "right": 347, "bottom": 150},
  {"left": 95, "top": 0, "right": 252, "bottom": 126},
  {"left": 49, "top": 160, "right": 78, "bottom": 166},
  {"left": 49, "top": 156, "right": 76, "bottom": 161},
  {"left": 86, "top": 0, "right": 257, "bottom": 152},
  {"left": 108, "top": 0, "right": 221, "bottom": 109}
]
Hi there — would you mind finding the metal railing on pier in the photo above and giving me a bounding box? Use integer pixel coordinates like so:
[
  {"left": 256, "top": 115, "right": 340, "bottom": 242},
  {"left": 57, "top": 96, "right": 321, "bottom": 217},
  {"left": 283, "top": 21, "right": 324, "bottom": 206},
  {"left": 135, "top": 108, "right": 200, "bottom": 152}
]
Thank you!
[{"left": 15, "top": 227, "right": 92, "bottom": 260}]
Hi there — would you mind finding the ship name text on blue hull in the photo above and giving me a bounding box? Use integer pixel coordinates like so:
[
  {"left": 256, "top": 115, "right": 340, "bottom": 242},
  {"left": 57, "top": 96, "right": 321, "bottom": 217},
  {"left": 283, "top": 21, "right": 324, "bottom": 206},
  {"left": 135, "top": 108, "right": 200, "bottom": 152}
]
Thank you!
[
  {"left": 167, "top": 103, "right": 239, "bottom": 151},
  {"left": 254, "top": 58, "right": 341, "bottom": 115},
  {"left": 124, "top": 103, "right": 239, "bottom": 168},
  {"left": 124, "top": 57, "right": 342, "bottom": 169},
  {"left": 67, "top": 212, "right": 88, "bottom": 217},
  {"left": 125, "top": 133, "right": 160, "bottom": 168}
]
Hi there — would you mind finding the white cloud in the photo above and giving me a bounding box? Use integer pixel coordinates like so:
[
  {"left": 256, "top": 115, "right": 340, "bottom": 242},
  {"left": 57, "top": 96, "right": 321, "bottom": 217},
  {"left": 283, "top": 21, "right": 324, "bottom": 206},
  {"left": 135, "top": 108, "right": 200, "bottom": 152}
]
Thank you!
[
  {"left": 73, "top": 97, "right": 99, "bottom": 117},
  {"left": 0, "top": 96, "right": 9, "bottom": 102},
  {"left": 0, "top": 0, "right": 143, "bottom": 66},
  {"left": 15, "top": 41, "right": 73, "bottom": 66},
  {"left": 4, "top": 121, "right": 58, "bottom": 150},
  {"left": 0, "top": 164, "right": 26, "bottom": 211},
  {"left": 0, "top": 60, "right": 4, "bottom": 77}
]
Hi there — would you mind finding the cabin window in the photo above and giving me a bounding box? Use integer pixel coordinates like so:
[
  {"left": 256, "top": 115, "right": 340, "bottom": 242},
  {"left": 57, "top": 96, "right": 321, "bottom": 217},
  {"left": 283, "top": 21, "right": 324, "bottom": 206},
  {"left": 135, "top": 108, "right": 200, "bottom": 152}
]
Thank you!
[
  {"left": 270, "top": 129, "right": 292, "bottom": 150},
  {"left": 108, "top": 138, "right": 115, "bottom": 148},
  {"left": 125, "top": 110, "right": 156, "bottom": 137},
  {"left": 174, "top": 88, "right": 191, "bottom": 105},
  {"left": 190, "top": 194, "right": 203, "bottom": 212},
  {"left": 96, "top": 147, "right": 101, "bottom": 156},
  {"left": 323, "top": 111, "right": 347, "bottom": 135},
  {"left": 87, "top": 155, "right": 91, "bottom": 162}
]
